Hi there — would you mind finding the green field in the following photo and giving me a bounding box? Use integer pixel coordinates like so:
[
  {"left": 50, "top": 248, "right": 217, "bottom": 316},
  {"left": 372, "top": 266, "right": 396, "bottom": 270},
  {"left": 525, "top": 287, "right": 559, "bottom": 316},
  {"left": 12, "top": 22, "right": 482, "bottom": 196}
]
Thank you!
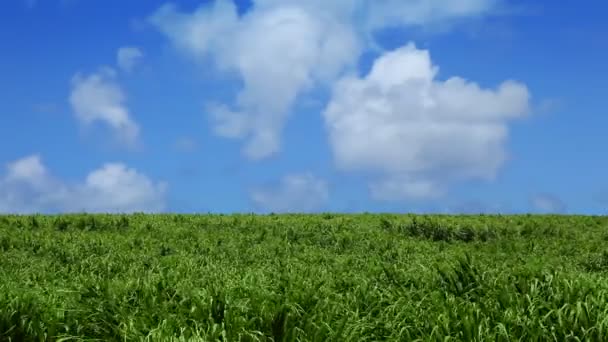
[{"left": 1, "top": 214, "right": 608, "bottom": 341}]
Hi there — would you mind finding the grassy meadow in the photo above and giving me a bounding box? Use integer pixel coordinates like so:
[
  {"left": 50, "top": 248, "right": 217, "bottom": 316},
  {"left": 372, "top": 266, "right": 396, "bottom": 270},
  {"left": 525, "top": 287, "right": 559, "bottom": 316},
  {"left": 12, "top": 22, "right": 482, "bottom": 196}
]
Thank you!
[{"left": 1, "top": 213, "right": 608, "bottom": 341}]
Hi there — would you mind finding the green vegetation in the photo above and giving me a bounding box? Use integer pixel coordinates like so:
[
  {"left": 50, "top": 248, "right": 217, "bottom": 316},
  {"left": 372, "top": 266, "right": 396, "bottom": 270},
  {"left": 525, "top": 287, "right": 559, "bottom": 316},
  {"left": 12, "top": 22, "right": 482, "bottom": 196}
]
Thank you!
[{"left": 1, "top": 213, "right": 608, "bottom": 341}]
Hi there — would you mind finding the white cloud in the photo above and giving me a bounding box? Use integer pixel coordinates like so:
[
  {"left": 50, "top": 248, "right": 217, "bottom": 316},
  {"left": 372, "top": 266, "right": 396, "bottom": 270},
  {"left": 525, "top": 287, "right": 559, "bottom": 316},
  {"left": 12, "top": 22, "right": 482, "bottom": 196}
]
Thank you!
[
  {"left": 255, "top": 0, "right": 499, "bottom": 29},
  {"left": 117, "top": 46, "right": 144, "bottom": 72},
  {"left": 369, "top": 177, "right": 445, "bottom": 201},
  {"left": 0, "top": 155, "right": 167, "bottom": 214},
  {"left": 149, "top": 0, "right": 499, "bottom": 160},
  {"left": 323, "top": 43, "right": 530, "bottom": 200},
  {"left": 69, "top": 68, "right": 140, "bottom": 147},
  {"left": 173, "top": 136, "right": 199, "bottom": 152},
  {"left": 5, "top": 155, "right": 48, "bottom": 185},
  {"left": 250, "top": 173, "right": 329, "bottom": 212},
  {"left": 365, "top": 0, "right": 499, "bottom": 29},
  {"left": 150, "top": 1, "right": 359, "bottom": 159},
  {"left": 530, "top": 193, "right": 566, "bottom": 213},
  {"left": 68, "top": 163, "right": 167, "bottom": 213},
  {"left": 147, "top": 1, "right": 523, "bottom": 202}
]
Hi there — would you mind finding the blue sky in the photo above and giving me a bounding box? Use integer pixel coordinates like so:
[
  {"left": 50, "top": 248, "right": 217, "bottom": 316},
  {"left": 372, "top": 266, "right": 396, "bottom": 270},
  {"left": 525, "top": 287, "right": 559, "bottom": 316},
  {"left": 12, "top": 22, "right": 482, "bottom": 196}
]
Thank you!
[{"left": 0, "top": 0, "right": 607, "bottom": 214}]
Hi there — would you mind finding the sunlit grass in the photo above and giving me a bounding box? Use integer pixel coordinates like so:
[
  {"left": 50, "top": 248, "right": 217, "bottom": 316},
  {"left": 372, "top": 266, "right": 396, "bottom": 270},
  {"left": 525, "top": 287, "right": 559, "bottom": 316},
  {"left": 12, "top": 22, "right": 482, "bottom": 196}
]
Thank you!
[{"left": 0, "top": 213, "right": 607, "bottom": 341}]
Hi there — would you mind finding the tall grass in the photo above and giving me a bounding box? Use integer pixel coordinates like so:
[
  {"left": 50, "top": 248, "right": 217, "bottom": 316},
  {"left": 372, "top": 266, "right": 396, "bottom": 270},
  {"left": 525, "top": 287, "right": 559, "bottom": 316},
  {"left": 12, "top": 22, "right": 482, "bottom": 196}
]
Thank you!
[{"left": 0, "top": 213, "right": 607, "bottom": 341}]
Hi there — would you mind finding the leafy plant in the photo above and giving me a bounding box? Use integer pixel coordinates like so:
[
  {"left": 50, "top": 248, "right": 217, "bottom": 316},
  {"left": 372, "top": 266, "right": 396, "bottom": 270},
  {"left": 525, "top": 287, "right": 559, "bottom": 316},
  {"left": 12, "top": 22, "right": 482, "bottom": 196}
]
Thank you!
[{"left": 0, "top": 213, "right": 607, "bottom": 340}]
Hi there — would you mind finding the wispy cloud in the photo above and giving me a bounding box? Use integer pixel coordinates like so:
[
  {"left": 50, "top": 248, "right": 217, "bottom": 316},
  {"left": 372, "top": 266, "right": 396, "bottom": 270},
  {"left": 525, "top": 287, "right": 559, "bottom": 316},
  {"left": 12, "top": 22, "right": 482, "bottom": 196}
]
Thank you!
[
  {"left": 530, "top": 193, "right": 566, "bottom": 213},
  {"left": 117, "top": 46, "right": 144, "bottom": 73},
  {"left": 250, "top": 173, "right": 329, "bottom": 213},
  {"left": 173, "top": 136, "right": 199, "bottom": 153}
]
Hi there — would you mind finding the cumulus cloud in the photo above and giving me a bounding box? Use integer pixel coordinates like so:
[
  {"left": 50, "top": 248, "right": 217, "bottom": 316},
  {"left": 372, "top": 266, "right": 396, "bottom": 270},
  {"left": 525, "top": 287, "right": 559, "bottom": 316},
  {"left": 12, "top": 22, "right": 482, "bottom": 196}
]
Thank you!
[
  {"left": 151, "top": 1, "right": 358, "bottom": 159},
  {"left": 530, "top": 193, "right": 566, "bottom": 213},
  {"left": 0, "top": 155, "right": 167, "bottom": 213},
  {"left": 117, "top": 46, "right": 144, "bottom": 72},
  {"left": 250, "top": 173, "right": 329, "bottom": 213},
  {"left": 149, "top": 0, "right": 499, "bottom": 160},
  {"left": 69, "top": 68, "right": 140, "bottom": 147},
  {"left": 148, "top": 0, "right": 525, "bottom": 202},
  {"left": 4, "top": 155, "right": 49, "bottom": 186},
  {"left": 323, "top": 43, "right": 530, "bottom": 200}
]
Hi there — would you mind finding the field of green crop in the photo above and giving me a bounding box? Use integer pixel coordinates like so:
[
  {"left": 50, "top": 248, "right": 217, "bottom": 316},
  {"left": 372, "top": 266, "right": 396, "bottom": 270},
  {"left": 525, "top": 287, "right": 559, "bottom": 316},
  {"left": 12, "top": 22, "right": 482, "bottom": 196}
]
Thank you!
[{"left": 1, "top": 214, "right": 608, "bottom": 341}]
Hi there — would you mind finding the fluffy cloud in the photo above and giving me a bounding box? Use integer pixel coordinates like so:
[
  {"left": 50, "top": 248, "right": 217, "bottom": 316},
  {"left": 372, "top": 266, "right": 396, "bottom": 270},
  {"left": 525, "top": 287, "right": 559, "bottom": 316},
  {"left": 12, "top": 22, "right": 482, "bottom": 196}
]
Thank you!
[
  {"left": 323, "top": 43, "right": 530, "bottom": 200},
  {"left": 69, "top": 68, "right": 140, "bottom": 147},
  {"left": 149, "top": 0, "right": 499, "bottom": 160},
  {"left": 0, "top": 155, "right": 167, "bottom": 213},
  {"left": 530, "top": 193, "right": 566, "bottom": 213},
  {"left": 250, "top": 173, "right": 329, "bottom": 213},
  {"left": 117, "top": 47, "right": 144, "bottom": 72},
  {"left": 148, "top": 0, "right": 522, "bottom": 202},
  {"left": 4, "top": 155, "right": 49, "bottom": 187},
  {"left": 151, "top": 1, "right": 358, "bottom": 159}
]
